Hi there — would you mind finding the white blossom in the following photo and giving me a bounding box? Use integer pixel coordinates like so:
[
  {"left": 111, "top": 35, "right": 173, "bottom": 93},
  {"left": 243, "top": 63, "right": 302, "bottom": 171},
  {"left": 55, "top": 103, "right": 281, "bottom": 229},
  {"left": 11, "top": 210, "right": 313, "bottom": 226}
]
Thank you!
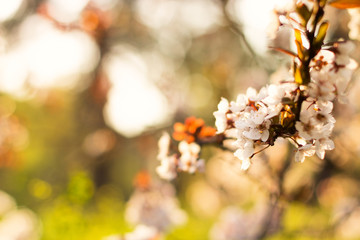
[
  {"left": 348, "top": 9, "right": 360, "bottom": 40},
  {"left": 315, "top": 138, "right": 334, "bottom": 159},
  {"left": 157, "top": 132, "right": 171, "bottom": 160},
  {"left": 309, "top": 43, "right": 357, "bottom": 103},
  {"left": 215, "top": 84, "right": 294, "bottom": 169},
  {"left": 295, "top": 121, "right": 313, "bottom": 141},
  {"left": 178, "top": 141, "right": 203, "bottom": 174},
  {"left": 156, "top": 156, "right": 178, "bottom": 181},
  {"left": 156, "top": 132, "right": 178, "bottom": 180},
  {"left": 212, "top": 42, "right": 355, "bottom": 166},
  {"left": 156, "top": 132, "right": 205, "bottom": 180},
  {"left": 295, "top": 144, "right": 315, "bottom": 163},
  {"left": 311, "top": 101, "right": 335, "bottom": 125},
  {"left": 230, "top": 94, "right": 248, "bottom": 113},
  {"left": 234, "top": 140, "right": 254, "bottom": 170},
  {"left": 125, "top": 183, "right": 187, "bottom": 231},
  {"left": 296, "top": 100, "right": 335, "bottom": 144},
  {"left": 209, "top": 204, "right": 280, "bottom": 240},
  {"left": 244, "top": 86, "right": 267, "bottom": 104},
  {"left": 242, "top": 119, "right": 271, "bottom": 142},
  {"left": 214, "top": 98, "right": 230, "bottom": 133},
  {"left": 308, "top": 71, "right": 337, "bottom": 102},
  {"left": 210, "top": 207, "right": 252, "bottom": 240},
  {"left": 263, "top": 84, "right": 284, "bottom": 105}
]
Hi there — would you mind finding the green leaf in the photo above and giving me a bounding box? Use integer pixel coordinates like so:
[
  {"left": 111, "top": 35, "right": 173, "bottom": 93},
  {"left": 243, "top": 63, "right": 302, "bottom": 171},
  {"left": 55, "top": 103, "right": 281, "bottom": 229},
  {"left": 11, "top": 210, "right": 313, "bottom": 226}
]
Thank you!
[
  {"left": 294, "top": 63, "right": 311, "bottom": 85},
  {"left": 314, "top": 21, "right": 329, "bottom": 47},
  {"left": 294, "top": 64, "right": 303, "bottom": 85},
  {"left": 294, "top": 29, "right": 303, "bottom": 45},
  {"left": 294, "top": 29, "right": 305, "bottom": 60},
  {"left": 296, "top": 3, "right": 312, "bottom": 25}
]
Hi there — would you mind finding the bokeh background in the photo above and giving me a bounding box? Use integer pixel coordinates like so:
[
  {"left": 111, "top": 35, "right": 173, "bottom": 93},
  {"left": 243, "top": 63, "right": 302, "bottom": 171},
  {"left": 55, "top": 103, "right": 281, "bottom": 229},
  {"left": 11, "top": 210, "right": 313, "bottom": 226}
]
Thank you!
[{"left": 0, "top": 0, "right": 360, "bottom": 239}]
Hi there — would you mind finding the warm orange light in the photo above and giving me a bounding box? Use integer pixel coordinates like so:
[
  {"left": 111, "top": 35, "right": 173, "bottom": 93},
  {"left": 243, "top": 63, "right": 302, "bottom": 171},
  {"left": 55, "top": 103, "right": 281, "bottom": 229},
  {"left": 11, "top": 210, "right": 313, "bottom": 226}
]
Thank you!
[
  {"left": 81, "top": 10, "right": 100, "bottom": 32},
  {"left": 172, "top": 116, "right": 216, "bottom": 143},
  {"left": 329, "top": 0, "right": 360, "bottom": 8},
  {"left": 134, "top": 170, "right": 151, "bottom": 190},
  {"left": 199, "top": 126, "right": 217, "bottom": 139}
]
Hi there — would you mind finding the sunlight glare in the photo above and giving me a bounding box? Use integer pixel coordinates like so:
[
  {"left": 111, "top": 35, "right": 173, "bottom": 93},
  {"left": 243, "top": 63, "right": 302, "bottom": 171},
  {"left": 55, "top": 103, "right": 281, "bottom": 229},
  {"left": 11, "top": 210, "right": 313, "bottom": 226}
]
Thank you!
[
  {"left": 0, "top": 0, "right": 24, "bottom": 22},
  {"left": 24, "top": 29, "right": 99, "bottom": 89},
  {"left": 0, "top": 49, "right": 28, "bottom": 96},
  {"left": 0, "top": 15, "right": 99, "bottom": 96},
  {"left": 104, "top": 48, "right": 171, "bottom": 137},
  {"left": 135, "top": 0, "right": 222, "bottom": 36},
  {"left": 233, "top": 0, "right": 290, "bottom": 54}
]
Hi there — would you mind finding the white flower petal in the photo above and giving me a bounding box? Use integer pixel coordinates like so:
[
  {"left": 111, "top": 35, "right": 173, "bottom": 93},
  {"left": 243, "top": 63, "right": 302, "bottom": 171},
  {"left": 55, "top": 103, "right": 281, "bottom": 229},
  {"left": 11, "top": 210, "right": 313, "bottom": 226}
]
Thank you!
[
  {"left": 261, "top": 130, "right": 269, "bottom": 142},
  {"left": 241, "top": 158, "right": 251, "bottom": 170},
  {"left": 295, "top": 150, "right": 305, "bottom": 163}
]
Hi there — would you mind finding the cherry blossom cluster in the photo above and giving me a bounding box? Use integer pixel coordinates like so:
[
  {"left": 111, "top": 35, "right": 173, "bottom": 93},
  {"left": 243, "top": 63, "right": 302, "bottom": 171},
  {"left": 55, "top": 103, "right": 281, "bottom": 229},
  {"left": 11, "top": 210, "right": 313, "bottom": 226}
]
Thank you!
[
  {"left": 308, "top": 42, "right": 357, "bottom": 103},
  {"left": 125, "top": 172, "right": 187, "bottom": 230},
  {"left": 214, "top": 83, "right": 298, "bottom": 169},
  {"left": 104, "top": 172, "right": 187, "bottom": 239},
  {"left": 156, "top": 117, "right": 217, "bottom": 180},
  {"left": 155, "top": 0, "right": 358, "bottom": 180},
  {"left": 213, "top": 0, "right": 357, "bottom": 169},
  {"left": 124, "top": 180, "right": 187, "bottom": 229},
  {"left": 293, "top": 42, "right": 356, "bottom": 162},
  {"left": 210, "top": 204, "right": 281, "bottom": 240},
  {"left": 156, "top": 132, "right": 205, "bottom": 180}
]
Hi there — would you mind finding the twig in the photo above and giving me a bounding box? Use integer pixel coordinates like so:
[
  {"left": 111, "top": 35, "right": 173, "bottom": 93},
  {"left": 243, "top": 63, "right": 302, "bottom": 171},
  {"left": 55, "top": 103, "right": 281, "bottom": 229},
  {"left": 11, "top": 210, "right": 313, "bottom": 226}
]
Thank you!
[{"left": 250, "top": 144, "right": 271, "bottom": 158}]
